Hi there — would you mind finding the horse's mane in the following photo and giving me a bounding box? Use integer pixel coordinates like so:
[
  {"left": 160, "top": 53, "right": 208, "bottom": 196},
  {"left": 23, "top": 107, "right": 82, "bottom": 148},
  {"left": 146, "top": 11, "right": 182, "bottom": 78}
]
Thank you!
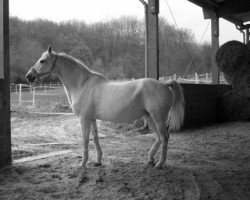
[
  {"left": 58, "top": 52, "right": 106, "bottom": 79},
  {"left": 58, "top": 52, "right": 91, "bottom": 72}
]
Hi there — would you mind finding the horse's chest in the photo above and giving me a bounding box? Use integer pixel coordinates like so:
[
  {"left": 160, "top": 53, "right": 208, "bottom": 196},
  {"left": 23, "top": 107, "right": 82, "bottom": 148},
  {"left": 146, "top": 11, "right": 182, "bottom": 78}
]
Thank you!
[{"left": 71, "top": 92, "right": 93, "bottom": 117}]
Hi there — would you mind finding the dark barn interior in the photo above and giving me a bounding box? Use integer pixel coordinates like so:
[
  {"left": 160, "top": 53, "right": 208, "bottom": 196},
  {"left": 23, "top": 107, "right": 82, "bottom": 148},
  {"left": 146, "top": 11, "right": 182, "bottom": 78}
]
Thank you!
[{"left": 182, "top": 0, "right": 250, "bottom": 127}]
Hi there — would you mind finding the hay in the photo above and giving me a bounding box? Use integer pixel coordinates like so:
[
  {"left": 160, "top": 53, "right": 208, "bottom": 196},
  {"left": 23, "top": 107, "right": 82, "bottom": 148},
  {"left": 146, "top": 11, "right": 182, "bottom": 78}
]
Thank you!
[
  {"left": 219, "top": 91, "right": 250, "bottom": 121},
  {"left": 246, "top": 41, "right": 250, "bottom": 50},
  {"left": 232, "top": 65, "right": 250, "bottom": 98},
  {"left": 216, "top": 40, "right": 250, "bottom": 77},
  {"left": 223, "top": 73, "right": 233, "bottom": 84}
]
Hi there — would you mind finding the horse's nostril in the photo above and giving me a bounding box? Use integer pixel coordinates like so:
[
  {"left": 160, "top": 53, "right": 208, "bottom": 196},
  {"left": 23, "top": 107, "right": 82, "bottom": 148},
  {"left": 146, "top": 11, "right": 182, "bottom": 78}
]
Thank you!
[
  {"left": 29, "top": 76, "right": 35, "bottom": 83},
  {"left": 26, "top": 73, "right": 36, "bottom": 83}
]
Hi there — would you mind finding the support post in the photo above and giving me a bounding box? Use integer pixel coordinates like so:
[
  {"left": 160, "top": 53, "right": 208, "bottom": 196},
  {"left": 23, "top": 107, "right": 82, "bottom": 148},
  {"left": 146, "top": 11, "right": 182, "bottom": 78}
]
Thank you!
[
  {"left": 147, "top": 0, "right": 159, "bottom": 80},
  {"left": 246, "top": 28, "right": 249, "bottom": 43},
  {"left": 139, "top": 0, "right": 149, "bottom": 78},
  {"left": 211, "top": 10, "right": 220, "bottom": 84},
  {"left": 0, "top": 0, "right": 11, "bottom": 168}
]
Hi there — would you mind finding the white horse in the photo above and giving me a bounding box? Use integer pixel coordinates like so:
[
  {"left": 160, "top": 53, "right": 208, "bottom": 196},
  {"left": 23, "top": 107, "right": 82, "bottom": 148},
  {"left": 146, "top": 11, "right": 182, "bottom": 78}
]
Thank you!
[{"left": 26, "top": 46, "right": 185, "bottom": 170}]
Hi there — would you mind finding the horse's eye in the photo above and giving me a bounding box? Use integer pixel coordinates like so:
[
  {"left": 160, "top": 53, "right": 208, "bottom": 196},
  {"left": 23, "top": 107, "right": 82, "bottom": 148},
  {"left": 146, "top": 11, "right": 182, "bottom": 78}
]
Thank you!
[{"left": 40, "top": 60, "right": 45, "bottom": 64}]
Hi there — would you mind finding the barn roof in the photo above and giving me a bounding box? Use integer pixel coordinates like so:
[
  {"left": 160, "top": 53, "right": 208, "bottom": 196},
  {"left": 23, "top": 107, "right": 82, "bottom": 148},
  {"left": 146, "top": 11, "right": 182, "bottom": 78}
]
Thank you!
[{"left": 188, "top": 0, "right": 250, "bottom": 27}]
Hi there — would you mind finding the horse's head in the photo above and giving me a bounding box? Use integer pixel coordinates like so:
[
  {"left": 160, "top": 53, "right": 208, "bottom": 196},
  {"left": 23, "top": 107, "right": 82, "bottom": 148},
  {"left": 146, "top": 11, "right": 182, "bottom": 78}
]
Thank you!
[{"left": 26, "top": 45, "right": 57, "bottom": 83}]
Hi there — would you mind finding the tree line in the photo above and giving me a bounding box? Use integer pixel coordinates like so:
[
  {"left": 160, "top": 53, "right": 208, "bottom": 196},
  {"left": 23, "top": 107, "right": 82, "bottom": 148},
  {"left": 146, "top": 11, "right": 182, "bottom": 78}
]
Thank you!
[{"left": 9, "top": 16, "right": 211, "bottom": 83}]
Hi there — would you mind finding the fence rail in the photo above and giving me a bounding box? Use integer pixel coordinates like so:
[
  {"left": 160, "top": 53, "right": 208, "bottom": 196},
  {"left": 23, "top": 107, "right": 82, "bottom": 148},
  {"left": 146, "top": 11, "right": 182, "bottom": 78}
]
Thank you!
[
  {"left": 10, "top": 82, "right": 64, "bottom": 107},
  {"left": 160, "top": 72, "right": 228, "bottom": 84}
]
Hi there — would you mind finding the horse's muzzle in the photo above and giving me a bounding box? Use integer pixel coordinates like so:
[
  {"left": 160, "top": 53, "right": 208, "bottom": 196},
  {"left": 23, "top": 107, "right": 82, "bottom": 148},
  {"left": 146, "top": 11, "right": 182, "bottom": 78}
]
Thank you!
[{"left": 26, "top": 70, "right": 36, "bottom": 83}]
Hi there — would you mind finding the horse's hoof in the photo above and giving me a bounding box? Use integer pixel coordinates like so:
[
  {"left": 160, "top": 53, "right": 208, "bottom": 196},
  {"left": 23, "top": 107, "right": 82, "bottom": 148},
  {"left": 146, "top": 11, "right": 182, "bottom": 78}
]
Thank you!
[
  {"left": 93, "top": 162, "right": 102, "bottom": 167},
  {"left": 147, "top": 160, "right": 155, "bottom": 166},
  {"left": 79, "top": 161, "right": 84, "bottom": 167},
  {"left": 154, "top": 163, "right": 163, "bottom": 169}
]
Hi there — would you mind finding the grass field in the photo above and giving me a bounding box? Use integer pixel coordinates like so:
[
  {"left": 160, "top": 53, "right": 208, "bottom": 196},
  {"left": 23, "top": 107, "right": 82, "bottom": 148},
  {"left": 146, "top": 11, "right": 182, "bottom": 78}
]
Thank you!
[{"left": 10, "top": 87, "right": 72, "bottom": 113}]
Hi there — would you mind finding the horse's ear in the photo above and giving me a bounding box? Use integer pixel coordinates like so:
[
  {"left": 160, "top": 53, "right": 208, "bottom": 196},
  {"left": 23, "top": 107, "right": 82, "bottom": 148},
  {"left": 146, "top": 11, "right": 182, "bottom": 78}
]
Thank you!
[{"left": 48, "top": 45, "right": 52, "bottom": 54}]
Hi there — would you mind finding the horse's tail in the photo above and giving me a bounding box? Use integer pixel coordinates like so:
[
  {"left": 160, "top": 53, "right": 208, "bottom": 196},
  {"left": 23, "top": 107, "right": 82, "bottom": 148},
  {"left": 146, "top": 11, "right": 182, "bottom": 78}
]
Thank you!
[{"left": 166, "top": 81, "right": 185, "bottom": 132}]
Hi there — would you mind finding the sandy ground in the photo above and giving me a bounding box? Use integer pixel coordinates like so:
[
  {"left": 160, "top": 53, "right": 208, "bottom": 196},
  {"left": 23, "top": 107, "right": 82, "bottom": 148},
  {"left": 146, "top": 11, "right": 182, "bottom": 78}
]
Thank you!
[{"left": 0, "top": 112, "right": 249, "bottom": 200}]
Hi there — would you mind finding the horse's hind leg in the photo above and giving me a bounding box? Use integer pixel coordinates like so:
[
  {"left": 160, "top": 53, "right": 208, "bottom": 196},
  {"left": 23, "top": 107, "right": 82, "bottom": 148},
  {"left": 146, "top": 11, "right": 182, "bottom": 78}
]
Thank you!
[
  {"left": 154, "top": 121, "right": 169, "bottom": 168},
  {"left": 91, "top": 120, "right": 102, "bottom": 166},
  {"left": 145, "top": 115, "right": 161, "bottom": 165}
]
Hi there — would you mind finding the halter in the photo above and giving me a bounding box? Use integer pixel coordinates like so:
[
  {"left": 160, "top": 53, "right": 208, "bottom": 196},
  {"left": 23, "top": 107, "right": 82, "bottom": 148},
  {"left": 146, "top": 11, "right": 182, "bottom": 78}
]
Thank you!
[{"left": 31, "top": 54, "right": 58, "bottom": 81}]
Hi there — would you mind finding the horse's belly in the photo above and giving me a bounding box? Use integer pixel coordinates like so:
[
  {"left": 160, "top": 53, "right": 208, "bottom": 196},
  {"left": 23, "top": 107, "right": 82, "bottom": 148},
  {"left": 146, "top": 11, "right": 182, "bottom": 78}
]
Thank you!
[
  {"left": 94, "top": 99, "right": 145, "bottom": 123},
  {"left": 96, "top": 110, "right": 144, "bottom": 123}
]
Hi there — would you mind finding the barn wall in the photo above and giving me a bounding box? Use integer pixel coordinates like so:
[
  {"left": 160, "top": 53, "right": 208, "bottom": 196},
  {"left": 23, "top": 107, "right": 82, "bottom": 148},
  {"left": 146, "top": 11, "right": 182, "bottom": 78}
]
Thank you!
[
  {"left": 181, "top": 84, "right": 232, "bottom": 128},
  {"left": 0, "top": 0, "right": 11, "bottom": 168},
  {"left": 0, "top": 79, "right": 11, "bottom": 168}
]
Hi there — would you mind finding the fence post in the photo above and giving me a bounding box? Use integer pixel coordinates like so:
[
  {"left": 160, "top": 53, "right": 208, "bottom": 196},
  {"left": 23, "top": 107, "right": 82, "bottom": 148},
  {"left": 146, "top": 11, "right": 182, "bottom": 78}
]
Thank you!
[
  {"left": 32, "top": 87, "right": 35, "bottom": 108},
  {"left": 206, "top": 73, "right": 208, "bottom": 84},
  {"left": 15, "top": 84, "right": 17, "bottom": 93},
  {"left": 19, "top": 84, "right": 22, "bottom": 104},
  {"left": 30, "top": 83, "right": 32, "bottom": 94},
  {"left": 174, "top": 74, "right": 177, "bottom": 81},
  {"left": 44, "top": 84, "right": 46, "bottom": 93},
  {"left": 195, "top": 73, "right": 199, "bottom": 84}
]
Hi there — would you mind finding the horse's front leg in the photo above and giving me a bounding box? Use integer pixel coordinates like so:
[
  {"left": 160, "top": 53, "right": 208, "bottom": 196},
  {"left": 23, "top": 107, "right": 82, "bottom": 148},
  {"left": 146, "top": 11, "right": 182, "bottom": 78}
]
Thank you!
[
  {"left": 79, "top": 118, "right": 91, "bottom": 170},
  {"left": 91, "top": 120, "right": 102, "bottom": 166}
]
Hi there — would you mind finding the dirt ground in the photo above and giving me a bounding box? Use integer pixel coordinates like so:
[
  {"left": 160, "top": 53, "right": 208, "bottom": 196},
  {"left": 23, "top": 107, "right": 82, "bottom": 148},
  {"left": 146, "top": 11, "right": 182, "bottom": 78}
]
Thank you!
[{"left": 0, "top": 112, "right": 249, "bottom": 200}]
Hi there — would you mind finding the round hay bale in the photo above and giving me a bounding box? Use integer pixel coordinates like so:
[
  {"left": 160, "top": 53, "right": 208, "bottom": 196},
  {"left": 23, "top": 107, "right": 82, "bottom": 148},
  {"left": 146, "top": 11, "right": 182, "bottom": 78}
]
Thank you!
[
  {"left": 246, "top": 41, "right": 250, "bottom": 50},
  {"left": 219, "top": 91, "right": 250, "bottom": 121},
  {"left": 223, "top": 73, "right": 233, "bottom": 84},
  {"left": 232, "top": 65, "right": 250, "bottom": 98},
  {"left": 216, "top": 40, "right": 250, "bottom": 77}
]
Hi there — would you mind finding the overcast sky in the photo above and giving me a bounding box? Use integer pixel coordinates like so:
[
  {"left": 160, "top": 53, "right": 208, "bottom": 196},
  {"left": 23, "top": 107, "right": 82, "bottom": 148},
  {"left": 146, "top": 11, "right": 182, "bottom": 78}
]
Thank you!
[{"left": 9, "top": 0, "right": 243, "bottom": 44}]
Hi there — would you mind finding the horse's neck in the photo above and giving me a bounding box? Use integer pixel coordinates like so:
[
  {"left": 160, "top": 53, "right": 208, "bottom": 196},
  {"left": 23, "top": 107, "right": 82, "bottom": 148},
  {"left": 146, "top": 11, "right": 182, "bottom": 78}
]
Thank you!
[{"left": 55, "top": 57, "right": 90, "bottom": 97}]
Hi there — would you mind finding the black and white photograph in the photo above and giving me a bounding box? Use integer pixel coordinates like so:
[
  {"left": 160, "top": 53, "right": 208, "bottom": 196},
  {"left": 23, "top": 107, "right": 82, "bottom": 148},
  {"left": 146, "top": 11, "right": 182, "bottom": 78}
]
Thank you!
[{"left": 0, "top": 0, "right": 249, "bottom": 199}]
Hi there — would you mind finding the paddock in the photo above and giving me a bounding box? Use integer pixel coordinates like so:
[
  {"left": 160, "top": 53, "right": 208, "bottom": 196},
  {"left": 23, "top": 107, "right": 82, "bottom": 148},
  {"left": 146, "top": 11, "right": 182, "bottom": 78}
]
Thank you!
[{"left": 0, "top": 112, "right": 249, "bottom": 199}]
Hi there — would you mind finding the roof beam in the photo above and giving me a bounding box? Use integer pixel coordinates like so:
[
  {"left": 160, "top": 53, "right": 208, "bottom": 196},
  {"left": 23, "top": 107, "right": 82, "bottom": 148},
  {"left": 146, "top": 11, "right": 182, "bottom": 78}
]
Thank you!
[
  {"left": 218, "top": 0, "right": 250, "bottom": 16},
  {"left": 188, "top": 0, "right": 219, "bottom": 10},
  {"left": 223, "top": 16, "right": 243, "bottom": 26}
]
